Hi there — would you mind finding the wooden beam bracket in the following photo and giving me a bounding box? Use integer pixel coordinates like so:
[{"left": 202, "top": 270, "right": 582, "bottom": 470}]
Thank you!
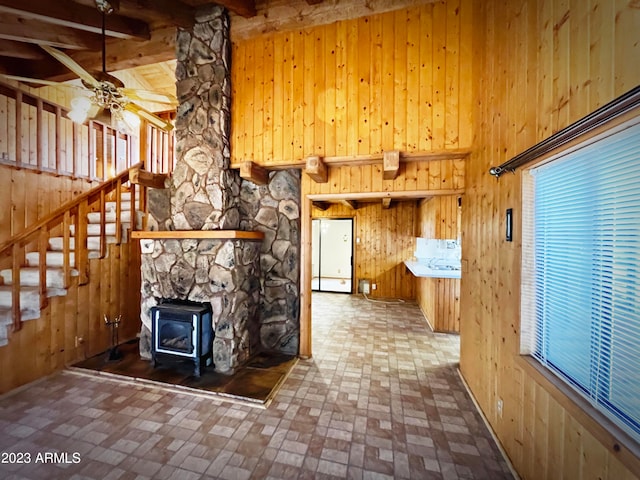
[
  {"left": 305, "top": 155, "right": 328, "bottom": 183},
  {"left": 340, "top": 200, "right": 358, "bottom": 210},
  {"left": 382, "top": 198, "right": 392, "bottom": 209},
  {"left": 312, "top": 201, "right": 331, "bottom": 211},
  {"left": 130, "top": 166, "right": 169, "bottom": 189},
  {"left": 383, "top": 150, "right": 400, "bottom": 180},
  {"left": 240, "top": 161, "right": 270, "bottom": 185}
]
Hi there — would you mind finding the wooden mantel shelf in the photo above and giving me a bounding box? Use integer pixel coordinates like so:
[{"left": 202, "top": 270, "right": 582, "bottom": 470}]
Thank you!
[{"left": 131, "top": 230, "right": 264, "bottom": 240}]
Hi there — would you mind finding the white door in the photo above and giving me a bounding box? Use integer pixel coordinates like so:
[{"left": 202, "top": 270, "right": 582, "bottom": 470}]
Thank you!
[{"left": 311, "top": 218, "right": 353, "bottom": 293}]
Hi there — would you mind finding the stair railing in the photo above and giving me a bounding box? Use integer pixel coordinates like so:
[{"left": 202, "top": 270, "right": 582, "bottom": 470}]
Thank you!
[
  {"left": 0, "top": 80, "right": 136, "bottom": 182},
  {"left": 0, "top": 162, "right": 147, "bottom": 334}
]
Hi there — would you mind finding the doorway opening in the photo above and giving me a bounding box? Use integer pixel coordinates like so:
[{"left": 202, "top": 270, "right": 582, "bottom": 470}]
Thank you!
[{"left": 311, "top": 218, "right": 353, "bottom": 293}]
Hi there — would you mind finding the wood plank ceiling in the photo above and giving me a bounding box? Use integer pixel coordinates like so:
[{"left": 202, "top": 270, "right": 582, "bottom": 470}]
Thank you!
[{"left": 0, "top": 0, "right": 260, "bottom": 84}]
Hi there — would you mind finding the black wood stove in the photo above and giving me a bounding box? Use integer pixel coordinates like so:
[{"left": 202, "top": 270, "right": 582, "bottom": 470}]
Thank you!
[{"left": 151, "top": 301, "right": 213, "bottom": 377}]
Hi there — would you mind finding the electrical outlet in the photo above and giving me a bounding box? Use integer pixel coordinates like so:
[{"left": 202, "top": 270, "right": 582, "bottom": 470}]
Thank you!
[
  {"left": 497, "top": 399, "right": 503, "bottom": 418},
  {"left": 372, "top": 283, "right": 377, "bottom": 290}
]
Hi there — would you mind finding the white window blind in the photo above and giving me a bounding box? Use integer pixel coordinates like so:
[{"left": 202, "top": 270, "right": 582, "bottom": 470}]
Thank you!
[{"left": 523, "top": 120, "right": 640, "bottom": 444}]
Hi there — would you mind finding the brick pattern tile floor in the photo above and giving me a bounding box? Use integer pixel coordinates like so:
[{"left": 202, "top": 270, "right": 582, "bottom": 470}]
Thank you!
[{"left": 0, "top": 293, "right": 513, "bottom": 479}]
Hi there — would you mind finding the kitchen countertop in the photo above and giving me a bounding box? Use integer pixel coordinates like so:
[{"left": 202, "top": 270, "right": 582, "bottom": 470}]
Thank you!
[{"left": 404, "top": 260, "right": 462, "bottom": 279}]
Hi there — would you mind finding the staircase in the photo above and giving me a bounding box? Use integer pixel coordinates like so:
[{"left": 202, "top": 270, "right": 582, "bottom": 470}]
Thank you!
[{"left": 0, "top": 167, "right": 146, "bottom": 347}]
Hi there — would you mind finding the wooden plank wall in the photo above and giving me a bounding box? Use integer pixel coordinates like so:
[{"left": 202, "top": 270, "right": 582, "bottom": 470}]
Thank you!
[
  {"left": 0, "top": 167, "right": 96, "bottom": 244},
  {"left": 231, "top": 1, "right": 473, "bottom": 165},
  {"left": 461, "top": 0, "right": 639, "bottom": 479},
  {"left": 301, "top": 160, "right": 465, "bottom": 196},
  {"left": 312, "top": 201, "right": 416, "bottom": 299},
  {"left": 0, "top": 242, "right": 140, "bottom": 394},
  {"left": 416, "top": 195, "right": 461, "bottom": 332},
  {"left": 233, "top": 1, "right": 472, "bottom": 358},
  {"left": 0, "top": 83, "right": 105, "bottom": 244}
]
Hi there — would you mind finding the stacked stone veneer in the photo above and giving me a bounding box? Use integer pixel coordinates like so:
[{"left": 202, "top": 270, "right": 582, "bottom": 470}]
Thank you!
[
  {"left": 173, "top": 4, "right": 240, "bottom": 231},
  {"left": 138, "top": 4, "right": 300, "bottom": 372},
  {"left": 139, "top": 238, "right": 261, "bottom": 372},
  {"left": 240, "top": 170, "right": 301, "bottom": 355}
]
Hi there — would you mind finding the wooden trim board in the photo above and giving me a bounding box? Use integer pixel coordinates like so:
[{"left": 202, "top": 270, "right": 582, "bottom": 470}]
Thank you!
[{"left": 131, "top": 230, "right": 265, "bottom": 240}]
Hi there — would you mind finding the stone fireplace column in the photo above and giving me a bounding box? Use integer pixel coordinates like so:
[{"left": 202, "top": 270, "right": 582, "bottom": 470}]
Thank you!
[{"left": 172, "top": 5, "right": 241, "bottom": 230}]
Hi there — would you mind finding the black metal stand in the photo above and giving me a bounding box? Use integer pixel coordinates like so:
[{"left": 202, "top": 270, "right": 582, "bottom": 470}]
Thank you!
[{"left": 104, "top": 315, "right": 123, "bottom": 361}]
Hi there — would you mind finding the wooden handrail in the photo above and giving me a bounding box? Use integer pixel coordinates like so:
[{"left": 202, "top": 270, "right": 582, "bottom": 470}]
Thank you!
[
  {"left": 0, "top": 163, "right": 143, "bottom": 255},
  {"left": 0, "top": 162, "right": 147, "bottom": 334}
]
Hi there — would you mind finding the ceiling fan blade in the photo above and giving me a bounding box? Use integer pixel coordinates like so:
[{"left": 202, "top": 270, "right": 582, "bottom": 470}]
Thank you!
[
  {"left": 0, "top": 74, "right": 75, "bottom": 88},
  {"left": 40, "top": 45, "right": 101, "bottom": 89},
  {"left": 124, "top": 102, "right": 174, "bottom": 132},
  {"left": 120, "top": 88, "right": 178, "bottom": 106}
]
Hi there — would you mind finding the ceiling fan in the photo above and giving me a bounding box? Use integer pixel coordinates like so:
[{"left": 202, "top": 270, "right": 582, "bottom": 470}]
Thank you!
[{"left": 0, "top": 0, "right": 176, "bottom": 132}]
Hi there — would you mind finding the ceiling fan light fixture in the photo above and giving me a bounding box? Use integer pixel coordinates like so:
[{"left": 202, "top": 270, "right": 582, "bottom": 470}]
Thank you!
[
  {"left": 120, "top": 109, "right": 141, "bottom": 131},
  {"left": 67, "top": 96, "right": 92, "bottom": 124},
  {"left": 95, "top": 0, "right": 118, "bottom": 15},
  {"left": 112, "top": 108, "right": 140, "bottom": 135},
  {"left": 71, "top": 96, "right": 92, "bottom": 112},
  {"left": 67, "top": 108, "right": 89, "bottom": 124}
]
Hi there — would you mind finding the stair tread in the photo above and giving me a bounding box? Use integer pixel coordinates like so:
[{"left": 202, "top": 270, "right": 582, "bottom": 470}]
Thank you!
[
  {"left": 49, "top": 236, "right": 117, "bottom": 252},
  {"left": 0, "top": 194, "right": 134, "bottom": 348},
  {"left": 1, "top": 266, "right": 78, "bottom": 273},
  {"left": 0, "top": 285, "right": 67, "bottom": 294}
]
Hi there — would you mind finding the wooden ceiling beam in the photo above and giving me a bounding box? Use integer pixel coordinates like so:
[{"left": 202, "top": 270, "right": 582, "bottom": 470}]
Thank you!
[
  {"left": 0, "top": 39, "right": 45, "bottom": 60},
  {"left": 0, "top": 15, "right": 103, "bottom": 50},
  {"left": 213, "top": 0, "right": 257, "bottom": 18},
  {"left": 0, "top": 0, "right": 150, "bottom": 40},
  {"left": 15, "top": 26, "right": 177, "bottom": 81},
  {"left": 116, "top": 0, "right": 195, "bottom": 29},
  {"left": 70, "top": 0, "right": 195, "bottom": 28}
]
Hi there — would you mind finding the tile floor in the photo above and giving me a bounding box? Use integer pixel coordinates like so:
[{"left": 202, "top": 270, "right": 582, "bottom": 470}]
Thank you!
[
  {"left": 0, "top": 293, "right": 513, "bottom": 480},
  {"left": 311, "top": 277, "right": 352, "bottom": 293}
]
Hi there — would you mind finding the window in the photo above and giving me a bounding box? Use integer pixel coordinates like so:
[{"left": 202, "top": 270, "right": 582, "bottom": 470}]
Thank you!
[{"left": 521, "top": 119, "right": 640, "bottom": 445}]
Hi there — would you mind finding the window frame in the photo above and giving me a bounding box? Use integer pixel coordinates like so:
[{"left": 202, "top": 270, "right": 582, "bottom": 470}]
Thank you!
[{"left": 519, "top": 109, "right": 640, "bottom": 475}]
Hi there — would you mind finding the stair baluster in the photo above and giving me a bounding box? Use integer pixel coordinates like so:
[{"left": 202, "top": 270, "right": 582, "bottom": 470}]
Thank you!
[{"left": 0, "top": 164, "right": 148, "bottom": 345}]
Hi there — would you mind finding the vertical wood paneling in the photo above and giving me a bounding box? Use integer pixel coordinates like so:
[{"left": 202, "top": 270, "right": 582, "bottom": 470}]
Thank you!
[
  {"left": 231, "top": 41, "right": 245, "bottom": 161},
  {"left": 345, "top": 20, "right": 358, "bottom": 156},
  {"left": 405, "top": 9, "right": 419, "bottom": 152},
  {"left": 415, "top": 195, "right": 461, "bottom": 332},
  {"left": 283, "top": 31, "right": 295, "bottom": 163},
  {"left": 263, "top": 36, "right": 275, "bottom": 163},
  {"left": 0, "top": 243, "right": 140, "bottom": 394},
  {"left": 293, "top": 31, "right": 305, "bottom": 158},
  {"left": 334, "top": 22, "right": 347, "bottom": 156},
  {"left": 303, "top": 28, "right": 315, "bottom": 156},
  {"left": 272, "top": 34, "right": 285, "bottom": 162},
  {"left": 369, "top": 15, "right": 382, "bottom": 155},
  {"left": 323, "top": 25, "right": 336, "bottom": 157},
  {"left": 393, "top": 10, "right": 407, "bottom": 153},
  {"left": 431, "top": 1, "right": 447, "bottom": 151},
  {"left": 302, "top": 160, "right": 465, "bottom": 197},
  {"left": 231, "top": 4, "right": 473, "bottom": 165},
  {"left": 461, "top": 0, "right": 640, "bottom": 479},
  {"left": 312, "top": 201, "right": 416, "bottom": 300},
  {"left": 357, "top": 17, "right": 370, "bottom": 156},
  {"left": 314, "top": 26, "right": 326, "bottom": 156}
]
